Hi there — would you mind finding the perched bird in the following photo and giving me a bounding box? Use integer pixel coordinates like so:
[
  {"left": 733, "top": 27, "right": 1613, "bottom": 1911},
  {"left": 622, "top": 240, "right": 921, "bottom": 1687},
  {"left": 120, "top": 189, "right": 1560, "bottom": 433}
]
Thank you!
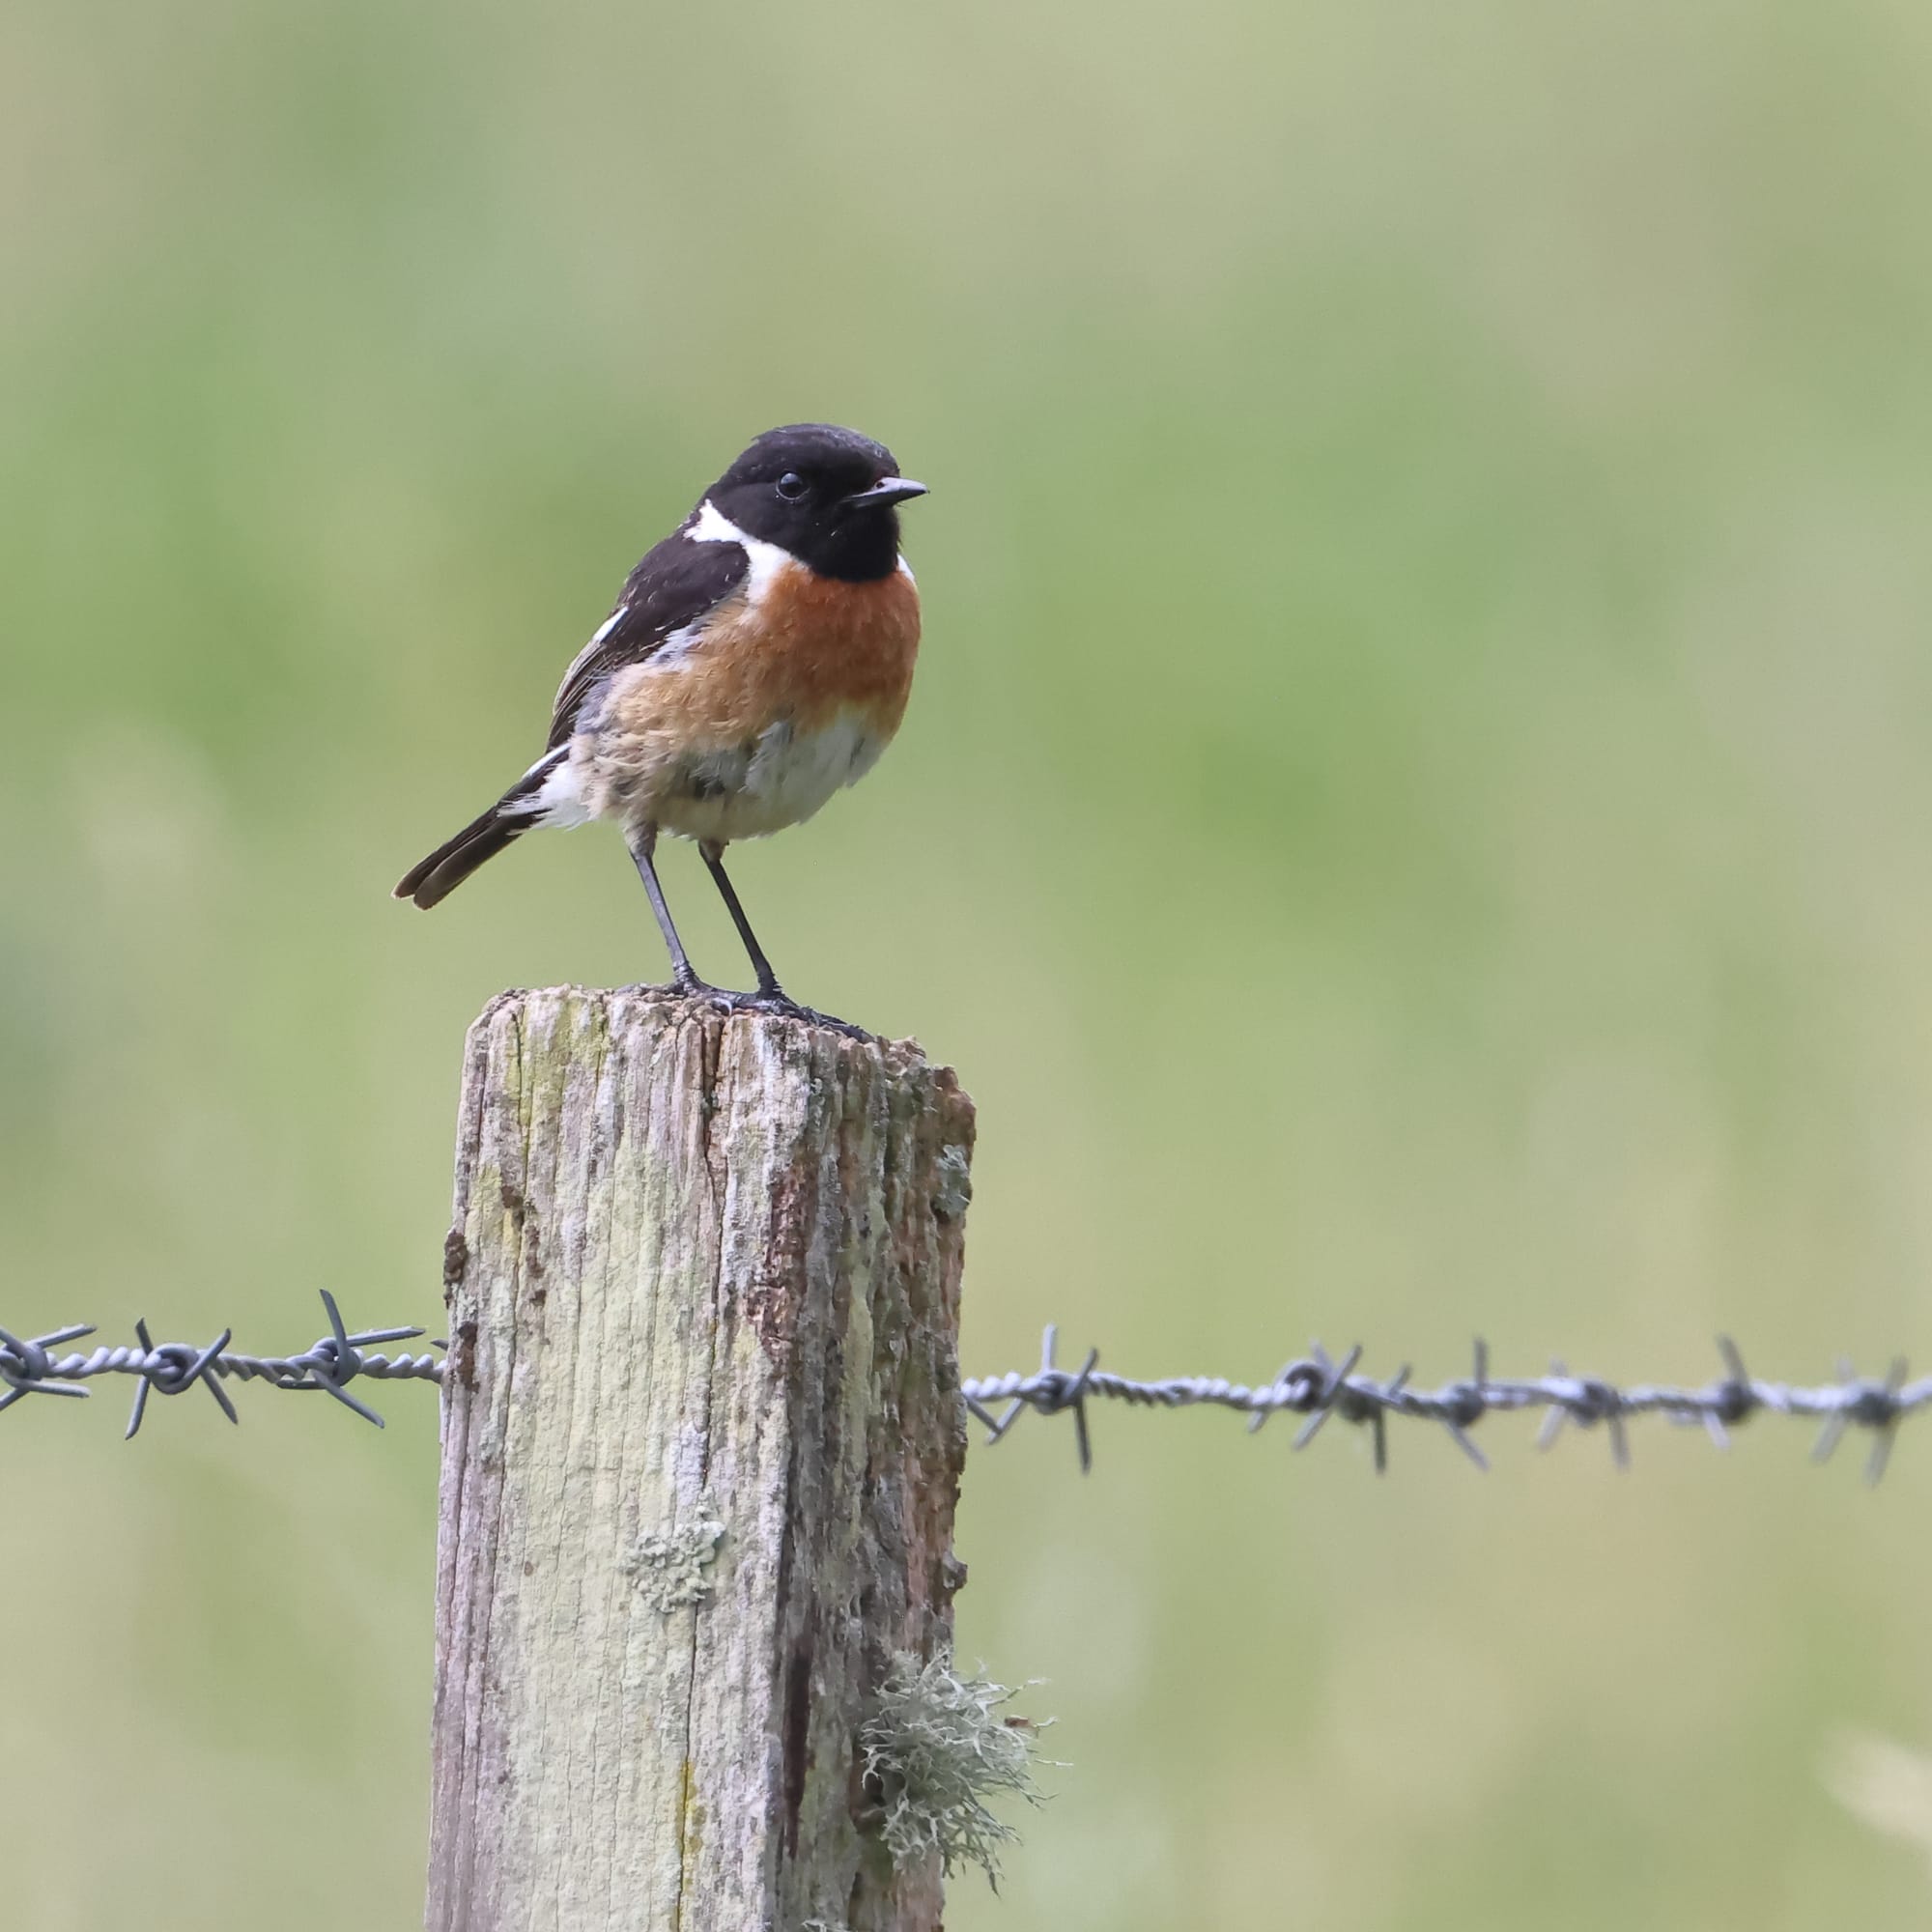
[{"left": 395, "top": 423, "right": 927, "bottom": 1023}]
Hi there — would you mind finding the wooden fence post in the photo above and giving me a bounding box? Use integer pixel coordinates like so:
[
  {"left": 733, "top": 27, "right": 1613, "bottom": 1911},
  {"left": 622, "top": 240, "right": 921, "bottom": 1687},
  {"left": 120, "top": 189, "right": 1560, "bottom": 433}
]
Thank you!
[{"left": 425, "top": 988, "right": 976, "bottom": 1932}]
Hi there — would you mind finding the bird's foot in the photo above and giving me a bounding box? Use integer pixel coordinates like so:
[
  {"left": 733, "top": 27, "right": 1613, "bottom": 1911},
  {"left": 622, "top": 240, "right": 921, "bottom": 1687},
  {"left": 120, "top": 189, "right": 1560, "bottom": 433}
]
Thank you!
[
  {"left": 650, "top": 972, "right": 737, "bottom": 1014},
  {"left": 724, "top": 984, "right": 871, "bottom": 1040},
  {"left": 653, "top": 974, "right": 868, "bottom": 1038}
]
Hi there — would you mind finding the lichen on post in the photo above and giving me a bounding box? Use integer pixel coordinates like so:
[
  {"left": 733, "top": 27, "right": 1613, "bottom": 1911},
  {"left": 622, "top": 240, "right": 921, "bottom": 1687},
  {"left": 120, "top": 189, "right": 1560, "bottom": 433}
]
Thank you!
[{"left": 425, "top": 988, "right": 975, "bottom": 1932}]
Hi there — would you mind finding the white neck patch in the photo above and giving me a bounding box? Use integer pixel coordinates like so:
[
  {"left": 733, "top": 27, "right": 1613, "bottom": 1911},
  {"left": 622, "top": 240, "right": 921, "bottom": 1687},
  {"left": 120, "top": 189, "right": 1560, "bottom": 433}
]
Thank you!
[{"left": 688, "top": 498, "right": 791, "bottom": 606}]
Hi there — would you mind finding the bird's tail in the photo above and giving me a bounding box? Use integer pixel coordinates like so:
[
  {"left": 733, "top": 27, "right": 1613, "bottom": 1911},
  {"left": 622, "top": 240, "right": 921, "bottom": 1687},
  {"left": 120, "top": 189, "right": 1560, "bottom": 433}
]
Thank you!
[{"left": 393, "top": 751, "right": 567, "bottom": 910}]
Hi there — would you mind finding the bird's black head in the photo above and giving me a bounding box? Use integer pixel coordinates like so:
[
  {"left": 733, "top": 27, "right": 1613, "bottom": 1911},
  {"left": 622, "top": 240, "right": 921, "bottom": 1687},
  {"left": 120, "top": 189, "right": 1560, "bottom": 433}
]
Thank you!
[{"left": 703, "top": 423, "right": 927, "bottom": 582}]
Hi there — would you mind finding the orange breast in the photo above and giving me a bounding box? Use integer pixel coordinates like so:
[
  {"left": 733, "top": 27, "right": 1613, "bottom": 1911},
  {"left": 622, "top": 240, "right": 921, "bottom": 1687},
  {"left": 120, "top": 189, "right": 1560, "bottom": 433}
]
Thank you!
[
  {"left": 592, "top": 560, "right": 921, "bottom": 813},
  {"left": 716, "top": 561, "right": 922, "bottom": 737}
]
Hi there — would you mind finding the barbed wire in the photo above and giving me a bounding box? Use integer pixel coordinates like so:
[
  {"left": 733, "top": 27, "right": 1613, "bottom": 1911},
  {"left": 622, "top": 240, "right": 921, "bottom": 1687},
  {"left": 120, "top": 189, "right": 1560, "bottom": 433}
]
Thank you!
[
  {"left": 961, "top": 1326, "right": 1927, "bottom": 1485},
  {"left": 1, "top": 1297, "right": 1922, "bottom": 1482},
  {"left": 0, "top": 1293, "right": 443, "bottom": 1437}
]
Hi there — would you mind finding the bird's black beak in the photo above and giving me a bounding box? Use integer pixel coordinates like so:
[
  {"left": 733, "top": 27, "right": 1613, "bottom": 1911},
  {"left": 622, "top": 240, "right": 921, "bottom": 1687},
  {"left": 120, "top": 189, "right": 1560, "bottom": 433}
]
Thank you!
[{"left": 841, "top": 476, "right": 928, "bottom": 511}]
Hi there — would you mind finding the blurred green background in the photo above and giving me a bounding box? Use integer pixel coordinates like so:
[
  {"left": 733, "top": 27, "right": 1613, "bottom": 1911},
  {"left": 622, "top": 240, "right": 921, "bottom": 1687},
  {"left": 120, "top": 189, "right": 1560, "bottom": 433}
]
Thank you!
[{"left": 6, "top": 1, "right": 1932, "bottom": 1925}]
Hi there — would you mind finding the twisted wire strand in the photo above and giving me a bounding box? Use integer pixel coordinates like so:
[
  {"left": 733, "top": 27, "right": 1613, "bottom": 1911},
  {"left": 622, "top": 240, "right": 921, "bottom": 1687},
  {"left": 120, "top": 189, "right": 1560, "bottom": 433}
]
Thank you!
[
  {"left": 958, "top": 1329, "right": 1926, "bottom": 1484},
  {"left": 0, "top": 1293, "right": 442, "bottom": 1435},
  {"left": 1, "top": 1300, "right": 1920, "bottom": 1480}
]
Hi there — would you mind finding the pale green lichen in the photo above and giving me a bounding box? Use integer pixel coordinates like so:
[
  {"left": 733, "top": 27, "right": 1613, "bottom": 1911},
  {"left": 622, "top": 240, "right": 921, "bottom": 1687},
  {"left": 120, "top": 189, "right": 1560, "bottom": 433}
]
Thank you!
[
  {"left": 860, "top": 1651, "right": 1050, "bottom": 1887},
  {"left": 932, "top": 1145, "right": 974, "bottom": 1222},
  {"left": 621, "top": 1501, "right": 726, "bottom": 1612}
]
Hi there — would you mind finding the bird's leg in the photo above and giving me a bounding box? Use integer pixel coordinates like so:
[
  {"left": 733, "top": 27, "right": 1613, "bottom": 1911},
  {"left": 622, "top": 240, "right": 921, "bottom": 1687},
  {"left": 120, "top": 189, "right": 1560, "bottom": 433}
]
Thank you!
[
  {"left": 629, "top": 823, "right": 706, "bottom": 995},
  {"left": 698, "top": 840, "right": 867, "bottom": 1037},
  {"left": 699, "top": 839, "right": 783, "bottom": 1000}
]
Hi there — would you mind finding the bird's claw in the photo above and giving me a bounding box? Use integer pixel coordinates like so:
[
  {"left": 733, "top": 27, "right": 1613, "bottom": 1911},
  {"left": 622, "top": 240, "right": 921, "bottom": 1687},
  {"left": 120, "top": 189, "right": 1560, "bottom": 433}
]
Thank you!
[
  {"left": 735, "top": 988, "right": 871, "bottom": 1039},
  {"left": 661, "top": 979, "right": 868, "bottom": 1039}
]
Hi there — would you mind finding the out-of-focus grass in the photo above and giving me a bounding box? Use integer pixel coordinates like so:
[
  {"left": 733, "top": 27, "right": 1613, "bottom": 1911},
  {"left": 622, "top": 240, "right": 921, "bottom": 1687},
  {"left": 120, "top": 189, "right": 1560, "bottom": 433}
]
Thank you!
[{"left": 5, "top": 3, "right": 1932, "bottom": 1926}]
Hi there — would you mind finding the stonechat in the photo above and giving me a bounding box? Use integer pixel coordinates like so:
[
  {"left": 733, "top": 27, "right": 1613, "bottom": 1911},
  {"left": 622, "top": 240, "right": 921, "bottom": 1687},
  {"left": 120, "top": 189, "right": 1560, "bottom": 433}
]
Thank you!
[{"left": 395, "top": 423, "right": 927, "bottom": 1024}]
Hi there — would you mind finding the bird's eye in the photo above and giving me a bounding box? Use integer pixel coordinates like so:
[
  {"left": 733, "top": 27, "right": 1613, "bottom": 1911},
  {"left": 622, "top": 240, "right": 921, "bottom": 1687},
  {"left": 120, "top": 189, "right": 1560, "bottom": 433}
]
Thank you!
[{"left": 776, "top": 472, "right": 808, "bottom": 500}]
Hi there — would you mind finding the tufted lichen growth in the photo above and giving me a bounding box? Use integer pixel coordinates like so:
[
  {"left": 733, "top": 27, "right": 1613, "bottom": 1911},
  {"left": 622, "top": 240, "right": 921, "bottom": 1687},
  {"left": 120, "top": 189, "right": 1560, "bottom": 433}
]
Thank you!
[{"left": 861, "top": 1651, "right": 1049, "bottom": 1887}]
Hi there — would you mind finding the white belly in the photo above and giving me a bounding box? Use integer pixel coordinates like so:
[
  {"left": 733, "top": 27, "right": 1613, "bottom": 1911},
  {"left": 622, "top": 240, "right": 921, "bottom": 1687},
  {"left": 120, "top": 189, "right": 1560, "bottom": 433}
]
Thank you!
[{"left": 654, "top": 711, "right": 890, "bottom": 843}]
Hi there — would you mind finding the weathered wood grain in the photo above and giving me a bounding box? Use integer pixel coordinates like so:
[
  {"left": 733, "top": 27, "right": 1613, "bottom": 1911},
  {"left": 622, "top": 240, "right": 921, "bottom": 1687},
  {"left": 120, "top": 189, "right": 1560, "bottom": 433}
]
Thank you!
[{"left": 425, "top": 989, "right": 975, "bottom": 1932}]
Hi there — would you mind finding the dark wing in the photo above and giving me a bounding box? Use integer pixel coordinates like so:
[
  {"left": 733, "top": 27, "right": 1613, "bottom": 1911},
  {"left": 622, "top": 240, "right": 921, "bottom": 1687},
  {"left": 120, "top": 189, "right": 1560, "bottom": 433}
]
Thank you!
[{"left": 546, "top": 530, "right": 749, "bottom": 749}]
